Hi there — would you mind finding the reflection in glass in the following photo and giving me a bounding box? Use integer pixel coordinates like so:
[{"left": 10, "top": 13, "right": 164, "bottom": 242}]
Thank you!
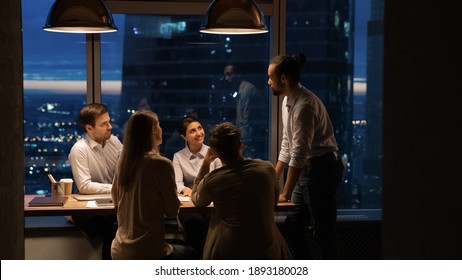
[
  {"left": 285, "top": 0, "right": 383, "bottom": 209},
  {"left": 101, "top": 15, "right": 271, "bottom": 161}
]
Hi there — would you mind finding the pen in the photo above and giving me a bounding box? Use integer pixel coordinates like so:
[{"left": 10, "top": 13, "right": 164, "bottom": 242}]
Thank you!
[{"left": 47, "top": 173, "right": 57, "bottom": 184}]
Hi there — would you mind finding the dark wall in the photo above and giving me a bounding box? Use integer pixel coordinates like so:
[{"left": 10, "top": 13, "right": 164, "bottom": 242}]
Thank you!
[
  {"left": 382, "top": 1, "right": 462, "bottom": 259},
  {"left": 0, "top": 0, "right": 25, "bottom": 259}
]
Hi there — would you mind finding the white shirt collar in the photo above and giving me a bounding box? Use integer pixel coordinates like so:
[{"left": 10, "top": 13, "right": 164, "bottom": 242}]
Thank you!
[{"left": 85, "top": 134, "right": 102, "bottom": 149}]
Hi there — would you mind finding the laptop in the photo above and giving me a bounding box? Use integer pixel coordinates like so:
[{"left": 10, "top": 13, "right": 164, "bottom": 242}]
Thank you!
[{"left": 72, "top": 193, "right": 112, "bottom": 201}]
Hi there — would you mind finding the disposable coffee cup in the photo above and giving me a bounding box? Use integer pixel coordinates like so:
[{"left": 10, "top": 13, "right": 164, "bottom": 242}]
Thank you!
[{"left": 60, "top": 178, "right": 73, "bottom": 195}]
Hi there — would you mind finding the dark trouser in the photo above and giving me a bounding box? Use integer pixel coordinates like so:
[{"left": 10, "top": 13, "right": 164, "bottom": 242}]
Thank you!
[
  {"left": 72, "top": 215, "right": 118, "bottom": 260},
  {"left": 162, "top": 240, "right": 200, "bottom": 260},
  {"left": 178, "top": 212, "right": 208, "bottom": 257},
  {"left": 285, "top": 152, "right": 344, "bottom": 260}
]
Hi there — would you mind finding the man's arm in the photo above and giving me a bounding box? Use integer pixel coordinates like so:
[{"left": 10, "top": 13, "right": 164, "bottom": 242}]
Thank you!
[
  {"left": 191, "top": 148, "right": 217, "bottom": 207},
  {"left": 278, "top": 165, "right": 302, "bottom": 202},
  {"left": 274, "top": 160, "right": 287, "bottom": 178},
  {"left": 275, "top": 160, "right": 302, "bottom": 202}
]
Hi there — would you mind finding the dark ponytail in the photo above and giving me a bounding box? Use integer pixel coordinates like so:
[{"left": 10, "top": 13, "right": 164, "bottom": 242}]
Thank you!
[
  {"left": 293, "top": 53, "right": 306, "bottom": 69},
  {"left": 270, "top": 53, "right": 306, "bottom": 85}
]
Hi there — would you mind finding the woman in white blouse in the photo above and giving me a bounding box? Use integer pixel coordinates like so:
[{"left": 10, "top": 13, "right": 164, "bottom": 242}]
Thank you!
[
  {"left": 172, "top": 116, "right": 222, "bottom": 196},
  {"left": 172, "top": 115, "right": 222, "bottom": 256}
]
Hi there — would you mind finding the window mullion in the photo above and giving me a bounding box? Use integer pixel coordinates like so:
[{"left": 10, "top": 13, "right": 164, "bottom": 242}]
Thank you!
[{"left": 86, "top": 33, "right": 102, "bottom": 104}]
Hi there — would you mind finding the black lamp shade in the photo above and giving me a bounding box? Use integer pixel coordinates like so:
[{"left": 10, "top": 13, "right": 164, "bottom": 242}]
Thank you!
[
  {"left": 200, "top": 0, "right": 268, "bottom": 34},
  {"left": 43, "top": 0, "right": 117, "bottom": 33}
]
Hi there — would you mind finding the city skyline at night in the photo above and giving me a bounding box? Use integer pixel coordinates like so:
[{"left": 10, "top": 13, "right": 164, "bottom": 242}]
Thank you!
[{"left": 22, "top": 0, "right": 381, "bottom": 209}]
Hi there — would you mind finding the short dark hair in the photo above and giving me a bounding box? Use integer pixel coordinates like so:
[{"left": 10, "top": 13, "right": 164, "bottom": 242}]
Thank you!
[
  {"left": 208, "top": 122, "right": 241, "bottom": 162},
  {"left": 78, "top": 103, "right": 108, "bottom": 130},
  {"left": 270, "top": 53, "right": 306, "bottom": 84},
  {"left": 224, "top": 64, "right": 242, "bottom": 75}
]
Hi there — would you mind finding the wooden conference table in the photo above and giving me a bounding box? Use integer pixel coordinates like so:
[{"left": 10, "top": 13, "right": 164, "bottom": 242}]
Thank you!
[{"left": 24, "top": 194, "right": 295, "bottom": 217}]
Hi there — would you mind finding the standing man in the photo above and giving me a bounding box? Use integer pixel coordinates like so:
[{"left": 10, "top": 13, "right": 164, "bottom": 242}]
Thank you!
[
  {"left": 268, "top": 54, "right": 344, "bottom": 259},
  {"left": 68, "top": 103, "right": 123, "bottom": 259},
  {"left": 222, "top": 64, "right": 265, "bottom": 159}
]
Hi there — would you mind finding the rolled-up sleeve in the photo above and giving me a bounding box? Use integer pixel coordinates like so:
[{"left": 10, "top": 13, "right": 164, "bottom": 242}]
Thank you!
[
  {"left": 278, "top": 127, "right": 290, "bottom": 164},
  {"left": 278, "top": 98, "right": 290, "bottom": 164},
  {"left": 289, "top": 103, "right": 315, "bottom": 168}
]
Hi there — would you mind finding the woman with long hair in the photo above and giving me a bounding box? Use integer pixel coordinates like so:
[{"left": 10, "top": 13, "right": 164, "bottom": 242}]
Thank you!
[{"left": 111, "top": 110, "right": 196, "bottom": 259}]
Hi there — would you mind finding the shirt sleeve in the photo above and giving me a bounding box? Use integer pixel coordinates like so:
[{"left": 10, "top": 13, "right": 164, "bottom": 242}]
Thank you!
[
  {"left": 115, "top": 137, "right": 123, "bottom": 159},
  {"left": 68, "top": 144, "right": 112, "bottom": 194},
  {"left": 210, "top": 158, "right": 223, "bottom": 171},
  {"left": 278, "top": 98, "right": 290, "bottom": 164},
  {"left": 172, "top": 153, "right": 186, "bottom": 193},
  {"left": 289, "top": 102, "right": 315, "bottom": 168}
]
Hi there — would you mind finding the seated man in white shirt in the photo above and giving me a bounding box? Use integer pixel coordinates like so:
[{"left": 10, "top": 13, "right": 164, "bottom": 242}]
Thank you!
[{"left": 68, "top": 103, "right": 123, "bottom": 259}]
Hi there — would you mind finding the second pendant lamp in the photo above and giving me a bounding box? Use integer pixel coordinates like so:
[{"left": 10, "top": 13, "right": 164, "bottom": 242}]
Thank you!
[{"left": 200, "top": 0, "right": 268, "bottom": 35}]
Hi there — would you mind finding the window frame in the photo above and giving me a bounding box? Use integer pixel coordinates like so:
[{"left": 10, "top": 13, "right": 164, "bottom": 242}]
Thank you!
[
  {"left": 86, "top": 0, "right": 285, "bottom": 164},
  {"left": 39, "top": 0, "right": 381, "bottom": 216}
]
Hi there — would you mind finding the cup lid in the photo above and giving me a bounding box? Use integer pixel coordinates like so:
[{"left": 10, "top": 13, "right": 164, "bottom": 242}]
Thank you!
[{"left": 60, "top": 178, "right": 73, "bottom": 182}]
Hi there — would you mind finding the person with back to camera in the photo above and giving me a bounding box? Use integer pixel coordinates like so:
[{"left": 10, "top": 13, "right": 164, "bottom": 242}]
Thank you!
[
  {"left": 172, "top": 115, "right": 222, "bottom": 256},
  {"left": 68, "top": 103, "right": 123, "bottom": 259},
  {"left": 111, "top": 110, "right": 197, "bottom": 259},
  {"left": 268, "top": 53, "right": 344, "bottom": 259},
  {"left": 191, "top": 122, "right": 292, "bottom": 259}
]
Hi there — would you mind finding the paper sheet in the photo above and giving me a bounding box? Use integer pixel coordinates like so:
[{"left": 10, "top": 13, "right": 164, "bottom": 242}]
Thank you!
[{"left": 86, "top": 201, "right": 98, "bottom": 208}]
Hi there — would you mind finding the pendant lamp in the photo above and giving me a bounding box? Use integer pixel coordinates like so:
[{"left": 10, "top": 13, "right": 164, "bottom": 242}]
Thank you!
[
  {"left": 200, "top": 0, "right": 268, "bottom": 35},
  {"left": 43, "top": 0, "right": 117, "bottom": 33}
]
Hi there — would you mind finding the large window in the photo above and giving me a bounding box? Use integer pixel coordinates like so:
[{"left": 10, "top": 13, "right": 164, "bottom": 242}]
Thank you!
[
  {"left": 22, "top": 0, "right": 383, "bottom": 211},
  {"left": 101, "top": 14, "right": 270, "bottom": 160},
  {"left": 22, "top": 0, "right": 86, "bottom": 194}
]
